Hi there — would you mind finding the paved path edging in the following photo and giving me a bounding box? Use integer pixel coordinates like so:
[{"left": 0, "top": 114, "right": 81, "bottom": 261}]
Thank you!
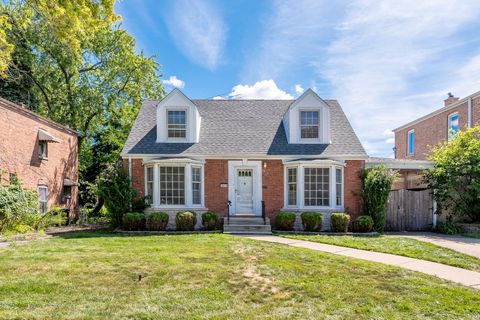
[{"left": 243, "top": 235, "right": 480, "bottom": 290}]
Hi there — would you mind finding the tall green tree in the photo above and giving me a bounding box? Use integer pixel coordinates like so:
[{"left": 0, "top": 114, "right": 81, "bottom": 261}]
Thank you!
[
  {"left": 424, "top": 126, "right": 480, "bottom": 222},
  {"left": 0, "top": 0, "right": 165, "bottom": 203}
]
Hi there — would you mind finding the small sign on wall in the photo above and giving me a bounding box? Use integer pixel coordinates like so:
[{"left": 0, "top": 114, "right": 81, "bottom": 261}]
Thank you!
[{"left": 220, "top": 182, "right": 228, "bottom": 188}]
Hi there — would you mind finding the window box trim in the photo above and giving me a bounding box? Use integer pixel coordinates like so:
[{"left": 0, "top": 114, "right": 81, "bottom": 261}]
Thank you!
[
  {"left": 407, "top": 129, "right": 415, "bottom": 155},
  {"left": 166, "top": 107, "right": 188, "bottom": 142},
  {"left": 298, "top": 108, "right": 321, "bottom": 142},
  {"left": 144, "top": 161, "right": 205, "bottom": 209},
  {"left": 447, "top": 112, "right": 459, "bottom": 141}
]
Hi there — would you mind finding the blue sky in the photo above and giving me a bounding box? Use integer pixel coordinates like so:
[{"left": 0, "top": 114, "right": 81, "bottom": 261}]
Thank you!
[{"left": 116, "top": 0, "right": 480, "bottom": 157}]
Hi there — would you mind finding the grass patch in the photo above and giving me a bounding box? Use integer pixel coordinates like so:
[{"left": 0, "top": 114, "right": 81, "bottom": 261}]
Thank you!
[
  {"left": 0, "top": 232, "right": 478, "bottom": 319},
  {"left": 282, "top": 234, "right": 480, "bottom": 271},
  {"left": 462, "top": 233, "right": 480, "bottom": 239}
]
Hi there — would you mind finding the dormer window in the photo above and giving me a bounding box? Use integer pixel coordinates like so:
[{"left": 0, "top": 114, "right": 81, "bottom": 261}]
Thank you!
[
  {"left": 300, "top": 110, "right": 319, "bottom": 139},
  {"left": 167, "top": 110, "right": 187, "bottom": 139}
]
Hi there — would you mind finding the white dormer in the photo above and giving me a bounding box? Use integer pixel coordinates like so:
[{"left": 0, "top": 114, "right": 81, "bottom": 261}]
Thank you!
[
  {"left": 156, "top": 88, "right": 201, "bottom": 143},
  {"left": 283, "top": 89, "right": 331, "bottom": 144}
]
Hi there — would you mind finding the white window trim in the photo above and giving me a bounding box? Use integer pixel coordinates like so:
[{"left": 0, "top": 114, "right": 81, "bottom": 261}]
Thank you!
[
  {"left": 447, "top": 112, "right": 459, "bottom": 141},
  {"left": 335, "top": 166, "right": 344, "bottom": 207},
  {"left": 286, "top": 167, "right": 298, "bottom": 207},
  {"left": 407, "top": 129, "right": 415, "bottom": 155},
  {"left": 144, "top": 160, "right": 205, "bottom": 209},
  {"left": 166, "top": 107, "right": 188, "bottom": 142},
  {"left": 283, "top": 162, "right": 345, "bottom": 210},
  {"left": 298, "top": 108, "right": 321, "bottom": 142}
]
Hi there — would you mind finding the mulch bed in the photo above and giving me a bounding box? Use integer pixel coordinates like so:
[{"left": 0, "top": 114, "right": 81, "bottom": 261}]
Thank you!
[{"left": 273, "top": 230, "right": 379, "bottom": 236}]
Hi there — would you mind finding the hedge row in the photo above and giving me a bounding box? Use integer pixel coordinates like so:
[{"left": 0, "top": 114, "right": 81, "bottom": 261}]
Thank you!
[
  {"left": 122, "top": 211, "right": 220, "bottom": 231},
  {"left": 274, "top": 212, "right": 374, "bottom": 233}
]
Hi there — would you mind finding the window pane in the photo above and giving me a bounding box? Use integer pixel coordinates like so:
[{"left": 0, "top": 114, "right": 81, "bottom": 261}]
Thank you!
[
  {"left": 304, "top": 168, "right": 330, "bottom": 207},
  {"left": 287, "top": 168, "right": 297, "bottom": 206},
  {"left": 300, "top": 111, "right": 319, "bottom": 139},
  {"left": 167, "top": 111, "right": 187, "bottom": 138},
  {"left": 159, "top": 166, "right": 185, "bottom": 205},
  {"left": 448, "top": 114, "right": 459, "bottom": 140},
  {"left": 408, "top": 131, "right": 414, "bottom": 154},
  {"left": 336, "top": 168, "right": 342, "bottom": 206},
  {"left": 192, "top": 166, "right": 201, "bottom": 205}
]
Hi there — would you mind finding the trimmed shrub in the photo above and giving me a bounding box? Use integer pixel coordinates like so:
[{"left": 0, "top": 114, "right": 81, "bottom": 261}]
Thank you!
[
  {"left": 176, "top": 211, "right": 197, "bottom": 231},
  {"left": 363, "top": 166, "right": 398, "bottom": 232},
  {"left": 275, "top": 211, "right": 296, "bottom": 231},
  {"left": 301, "top": 212, "right": 323, "bottom": 232},
  {"left": 331, "top": 213, "right": 350, "bottom": 232},
  {"left": 122, "top": 212, "right": 145, "bottom": 231},
  {"left": 202, "top": 211, "right": 218, "bottom": 230},
  {"left": 146, "top": 212, "right": 169, "bottom": 231},
  {"left": 355, "top": 215, "right": 374, "bottom": 233}
]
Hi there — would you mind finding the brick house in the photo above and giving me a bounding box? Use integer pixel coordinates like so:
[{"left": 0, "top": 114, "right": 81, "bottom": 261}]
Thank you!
[
  {"left": 394, "top": 91, "right": 480, "bottom": 160},
  {"left": 0, "top": 97, "right": 79, "bottom": 218},
  {"left": 121, "top": 88, "right": 367, "bottom": 232}
]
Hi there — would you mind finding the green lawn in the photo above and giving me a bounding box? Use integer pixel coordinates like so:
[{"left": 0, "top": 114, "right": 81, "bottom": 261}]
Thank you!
[
  {"left": 462, "top": 233, "right": 480, "bottom": 239},
  {"left": 282, "top": 234, "right": 480, "bottom": 271},
  {"left": 0, "top": 233, "right": 479, "bottom": 319}
]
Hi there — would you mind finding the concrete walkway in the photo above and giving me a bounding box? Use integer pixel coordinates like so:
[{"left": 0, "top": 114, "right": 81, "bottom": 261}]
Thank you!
[
  {"left": 387, "top": 232, "right": 480, "bottom": 259},
  {"left": 243, "top": 235, "right": 480, "bottom": 290}
]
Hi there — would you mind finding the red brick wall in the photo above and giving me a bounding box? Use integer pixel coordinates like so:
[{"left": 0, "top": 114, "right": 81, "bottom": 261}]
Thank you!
[
  {"left": 344, "top": 160, "right": 365, "bottom": 221},
  {"left": 262, "top": 160, "right": 284, "bottom": 220},
  {"left": 395, "top": 96, "right": 480, "bottom": 160},
  {"left": 126, "top": 158, "right": 364, "bottom": 223},
  {"left": 204, "top": 159, "right": 228, "bottom": 216},
  {"left": 0, "top": 101, "right": 78, "bottom": 216},
  {"left": 124, "top": 159, "right": 145, "bottom": 198}
]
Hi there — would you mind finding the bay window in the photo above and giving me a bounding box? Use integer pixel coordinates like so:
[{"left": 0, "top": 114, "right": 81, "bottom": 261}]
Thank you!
[
  {"left": 144, "top": 159, "right": 204, "bottom": 208},
  {"left": 304, "top": 167, "right": 329, "bottom": 206},
  {"left": 284, "top": 161, "right": 344, "bottom": 209}
]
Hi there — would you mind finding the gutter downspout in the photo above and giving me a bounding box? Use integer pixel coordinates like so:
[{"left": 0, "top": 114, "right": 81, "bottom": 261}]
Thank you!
[{"left": 468, "top": 97, "right": 473, "bottom": 128}]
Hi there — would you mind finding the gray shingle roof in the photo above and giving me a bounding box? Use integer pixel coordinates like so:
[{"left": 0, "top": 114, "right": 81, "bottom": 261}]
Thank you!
[{"left": 122, "top": 99, "right": 367, "bottom": 158}]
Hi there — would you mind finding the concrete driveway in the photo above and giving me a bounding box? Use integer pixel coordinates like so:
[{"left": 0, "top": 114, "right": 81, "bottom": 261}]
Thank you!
[{"left": 387, "top": 232, "right": 480, "bottom": 259}]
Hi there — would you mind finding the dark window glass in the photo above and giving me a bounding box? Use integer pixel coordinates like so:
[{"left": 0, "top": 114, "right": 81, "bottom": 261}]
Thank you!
[
  {"left": 304, "top": 168, "right": 329, "bottom": 206},
  {"left": 159, "top": 167, "right": 185, "bottom": 205}
]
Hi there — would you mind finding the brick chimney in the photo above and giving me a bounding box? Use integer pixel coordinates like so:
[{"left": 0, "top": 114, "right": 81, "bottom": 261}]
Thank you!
[{"left": 444, "top": 92, "right": 459, "bottom": 106}]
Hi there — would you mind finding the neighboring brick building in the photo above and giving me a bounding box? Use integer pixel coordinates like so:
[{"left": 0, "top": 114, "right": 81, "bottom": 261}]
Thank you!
[
  {"left": 0, "top": 97, "right": 79, "bottom": 218},
  {"left": 121, "top": 88, "right": 368, "bottom": 232},
  {"left": 394, "top": 91, "right": 480, "bottom": 160}
]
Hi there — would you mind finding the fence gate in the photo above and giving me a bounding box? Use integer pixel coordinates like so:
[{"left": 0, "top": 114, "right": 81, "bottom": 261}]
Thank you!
[{"left": 386, "top": 189, "right": 433, "bottom": 231}]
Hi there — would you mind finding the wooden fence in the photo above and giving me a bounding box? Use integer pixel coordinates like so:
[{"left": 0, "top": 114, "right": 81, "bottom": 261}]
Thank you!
[{"left": 386, "top": 189, "right": 433, "bottom": 231}]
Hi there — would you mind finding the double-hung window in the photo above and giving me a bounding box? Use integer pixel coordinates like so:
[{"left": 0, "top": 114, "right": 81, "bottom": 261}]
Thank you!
[
  {"left": 167, "top": 110, "right": 186, "bottom": 138},
  {"left": 287, "top": 168, "right": 297, "bottom": 206},
  {"left": 304, "top": 167, "right": 330, "bottom": 207},
  {"left": 407, "top": 130, "right": 415, "bottom": 155},
  {"left": 335, "top": 168, "right": 343, "bottom": 206},
  {"left": 146, "top": 167, "right": 154, "bottom": 204},
  {"left": 38, "top": 185, "right": 48, "bottom": 213},
  {"left": 448, "top": 113, "right": 459, "bottom": 141},
  {"left": 192, "top": 166, "right": 202, "bottom": 205},
  {"left": 159, "top": 166, "right": 185, "bottom": 205},
  {"left": 38, "top": 141, "right": 48, "bottom": 159},
  {"left": 300, "top": 111, "right": 319, "bottom": 139}
]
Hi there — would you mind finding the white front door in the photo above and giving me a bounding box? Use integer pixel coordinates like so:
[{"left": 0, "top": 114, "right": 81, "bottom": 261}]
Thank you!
[{"left": 235, "top": 169, "right": 254, "bottom": 214}]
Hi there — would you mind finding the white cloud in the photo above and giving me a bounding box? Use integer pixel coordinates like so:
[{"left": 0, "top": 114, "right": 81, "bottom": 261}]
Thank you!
[
  {"left": 227, "top": 80, "right": 293, "bottom": 99},
  {"left": 162, "top": 76, "right": 185, "bottom": 89},
  {"left": 212, "top": 96, "right": 225, "bottom": 100},
  {"left": 247, "top": 0, "right": 480, "bottom": 156},
  {"left": 294, "top": 84, "right": 305, "bottom": 95},
  {"left": 164, "top": 0, "right": 226, "bottom": 70}
]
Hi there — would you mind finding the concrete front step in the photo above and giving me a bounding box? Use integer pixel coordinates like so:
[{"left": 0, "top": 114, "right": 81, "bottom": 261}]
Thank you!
[{"left": 224, "top": 217, "right": 270, "bottom": 225}]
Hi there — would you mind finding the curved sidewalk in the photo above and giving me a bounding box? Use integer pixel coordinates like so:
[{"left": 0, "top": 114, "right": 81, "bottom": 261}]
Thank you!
[{"left": 243, "top": 235, "right": 480, "bottom": 290}]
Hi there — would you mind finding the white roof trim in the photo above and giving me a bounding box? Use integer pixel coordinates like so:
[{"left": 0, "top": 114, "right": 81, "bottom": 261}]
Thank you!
[
  {"left": 393, "top": 90, "right": 480, "bottom": 132},
  {"left": 142, "top": 157, "right": 205, "bottom": 165},
  {"left": 366, "top": 159, "right": 433, "bottom": 170},
  {"left": 282, "top": 158, "right": 346, "bottom": 166},
  {"left": 122, "top": 153, "right": 369, "bottom": 160}
]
